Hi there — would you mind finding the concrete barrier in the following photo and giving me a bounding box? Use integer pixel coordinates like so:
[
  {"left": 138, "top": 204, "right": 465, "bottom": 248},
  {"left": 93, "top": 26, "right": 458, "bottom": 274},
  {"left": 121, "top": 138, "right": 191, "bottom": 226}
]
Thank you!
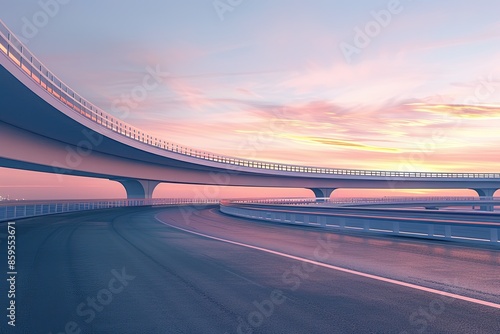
[{"left": 220, "top": 204, "right": 499, "bottom": 246}]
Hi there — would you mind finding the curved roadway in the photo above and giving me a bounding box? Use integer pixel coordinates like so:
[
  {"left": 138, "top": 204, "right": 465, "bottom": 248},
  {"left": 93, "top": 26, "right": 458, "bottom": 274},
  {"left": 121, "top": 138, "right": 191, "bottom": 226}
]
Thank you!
[
  {"left": 1, "top": 206, "right": 499, "bottom": 333},
  {"left": 2, "top": 21, "right": 500, "bottom": 195}
]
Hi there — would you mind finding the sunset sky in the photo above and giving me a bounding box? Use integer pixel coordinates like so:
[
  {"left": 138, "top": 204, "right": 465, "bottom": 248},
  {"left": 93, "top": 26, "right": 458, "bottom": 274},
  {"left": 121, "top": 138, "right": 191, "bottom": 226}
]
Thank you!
[{"left": 1, "top": 0, "right": 499, "bottom": 199}]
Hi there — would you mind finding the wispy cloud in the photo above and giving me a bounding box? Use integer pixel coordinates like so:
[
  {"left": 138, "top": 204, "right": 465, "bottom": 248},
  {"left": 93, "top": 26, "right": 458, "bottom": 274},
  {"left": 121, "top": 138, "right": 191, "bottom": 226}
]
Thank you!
[
  {"left": 278, "top": 135, "right": 403, "bottom": 153},
  {"left": 409, "top": 103, "right": 500, "bottom": 119}
]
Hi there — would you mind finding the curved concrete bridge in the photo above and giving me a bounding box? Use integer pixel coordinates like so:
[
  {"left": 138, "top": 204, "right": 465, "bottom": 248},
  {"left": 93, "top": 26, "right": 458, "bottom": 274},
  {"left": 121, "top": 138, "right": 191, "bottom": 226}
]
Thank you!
[{"left": 0, "top": 20, "right": 499, "bottom": 205}]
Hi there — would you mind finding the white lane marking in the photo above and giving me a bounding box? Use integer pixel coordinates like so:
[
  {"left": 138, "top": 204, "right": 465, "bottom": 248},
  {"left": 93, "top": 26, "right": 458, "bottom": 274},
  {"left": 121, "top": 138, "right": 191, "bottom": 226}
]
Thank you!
[{"left": 155, "top": 215, "right": 500, "bottom": 310}]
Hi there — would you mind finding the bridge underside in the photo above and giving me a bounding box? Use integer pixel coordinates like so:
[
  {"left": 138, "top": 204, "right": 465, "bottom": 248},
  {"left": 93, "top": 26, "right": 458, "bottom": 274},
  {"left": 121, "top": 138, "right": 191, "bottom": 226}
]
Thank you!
[
  {"left": 1, "top": 119, "right": 499, "bottom": 206},
  {"left": 308, "top": 188, "right": 336, "bottom": 201},
  {"left": 0, "top": 56, "right": 499, "bottom": 207},
  {"left": 113, "top": 179, "right": 160, "bottom": 199},
  {"left": 471, "top": 188, "right": 498, "bottom": 211}
]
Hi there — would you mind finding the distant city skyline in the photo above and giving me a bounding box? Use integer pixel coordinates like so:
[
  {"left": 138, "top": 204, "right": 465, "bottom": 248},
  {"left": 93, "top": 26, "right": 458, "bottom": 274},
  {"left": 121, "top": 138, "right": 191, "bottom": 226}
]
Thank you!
[{"left": 1, "top": 0, "right": 499, "bottom": 199}]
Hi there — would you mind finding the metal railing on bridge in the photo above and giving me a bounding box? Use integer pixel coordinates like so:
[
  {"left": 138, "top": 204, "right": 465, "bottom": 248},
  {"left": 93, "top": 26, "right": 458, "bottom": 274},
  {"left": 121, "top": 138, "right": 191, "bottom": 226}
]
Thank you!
[
  {"left": 0, "top": 198, "right": 219, "bottom": 222},
  {"left": 1, "top": 19, "right": 500, "bottom": 180}
]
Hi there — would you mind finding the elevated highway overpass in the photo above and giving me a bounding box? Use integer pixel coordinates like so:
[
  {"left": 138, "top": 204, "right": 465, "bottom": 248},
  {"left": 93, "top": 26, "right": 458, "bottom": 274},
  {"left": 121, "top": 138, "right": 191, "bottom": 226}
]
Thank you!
[{"left": 0, "top": 20, "right": 499, "bottom": 205}]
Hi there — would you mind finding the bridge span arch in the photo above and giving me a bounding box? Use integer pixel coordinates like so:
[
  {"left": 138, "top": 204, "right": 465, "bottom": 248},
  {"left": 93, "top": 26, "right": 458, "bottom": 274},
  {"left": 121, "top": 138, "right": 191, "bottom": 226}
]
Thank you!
[{"left": 0, "top": 20, "right": 499, "bottom": 206}]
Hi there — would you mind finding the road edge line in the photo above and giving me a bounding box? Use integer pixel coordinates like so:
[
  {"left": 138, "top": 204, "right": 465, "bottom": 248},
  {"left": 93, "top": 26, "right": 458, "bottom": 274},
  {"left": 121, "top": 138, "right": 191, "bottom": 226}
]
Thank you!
[{"left": 155, "top": 214, "right": 500, "bottom": 310}]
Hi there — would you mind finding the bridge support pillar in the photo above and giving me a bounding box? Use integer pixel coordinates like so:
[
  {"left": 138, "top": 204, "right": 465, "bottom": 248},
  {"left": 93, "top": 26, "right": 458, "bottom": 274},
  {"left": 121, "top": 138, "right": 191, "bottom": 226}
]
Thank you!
[
  {"left": 471, "top": 188, "right": 497, "bottom": 211},
  {"left": 113, "top": 179, "right": 160, "bottom": 199},
  {"left": 308, "top": 188, "right": 336, "bottom": 202}
]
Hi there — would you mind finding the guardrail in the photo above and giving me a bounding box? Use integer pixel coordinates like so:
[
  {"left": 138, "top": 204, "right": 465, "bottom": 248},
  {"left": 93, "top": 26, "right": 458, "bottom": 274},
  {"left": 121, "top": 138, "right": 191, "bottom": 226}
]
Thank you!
[
  {"left": 1, "top": 19, "right": 500, "bottom": 180},
  {"left": 222, "top": 196, "right": 500, "bottom": 206},
  {"left": 0, "top": 198, "right": 219, "bottom": 222},
  {"left": 220, "top": 202, "right": 500, "bottom": 245}
]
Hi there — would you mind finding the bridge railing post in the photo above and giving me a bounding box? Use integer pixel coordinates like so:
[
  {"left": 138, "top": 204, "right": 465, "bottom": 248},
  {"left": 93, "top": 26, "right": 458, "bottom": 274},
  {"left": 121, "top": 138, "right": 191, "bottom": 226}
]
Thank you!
[
  {"left": 363, "top": 220, "right": 369, "bottom": 231},
  {"left": 393, "top": 222, "right": 399, "bottom": 235},
  {"left": 427, "top": 224, "right": 434, "bottom": 237},
  {"left": 491, "top": 229, "right": 498, "bottom": 243},
  {"left": 444, "top": 225, "right": 452, "bottom": 240}
]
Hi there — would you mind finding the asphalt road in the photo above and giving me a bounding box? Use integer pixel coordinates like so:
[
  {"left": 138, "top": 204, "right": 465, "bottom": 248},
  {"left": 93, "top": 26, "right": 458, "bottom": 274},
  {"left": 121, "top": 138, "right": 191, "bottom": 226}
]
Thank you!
[{"left": 0, "top": 205, "right": 498, "bottom": 334}]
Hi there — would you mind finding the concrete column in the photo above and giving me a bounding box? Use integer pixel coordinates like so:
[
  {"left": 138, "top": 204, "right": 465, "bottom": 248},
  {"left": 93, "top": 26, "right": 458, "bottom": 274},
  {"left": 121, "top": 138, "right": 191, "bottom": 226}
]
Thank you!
[
  {"left": 308, "top": 188, "right": 336, "bottom": 202},
  {"left": 112, "top": 179, "right": 160, "bottom": 199},
  {"left": 471, "top": 188, "right": 497, "bottom": 211}
]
